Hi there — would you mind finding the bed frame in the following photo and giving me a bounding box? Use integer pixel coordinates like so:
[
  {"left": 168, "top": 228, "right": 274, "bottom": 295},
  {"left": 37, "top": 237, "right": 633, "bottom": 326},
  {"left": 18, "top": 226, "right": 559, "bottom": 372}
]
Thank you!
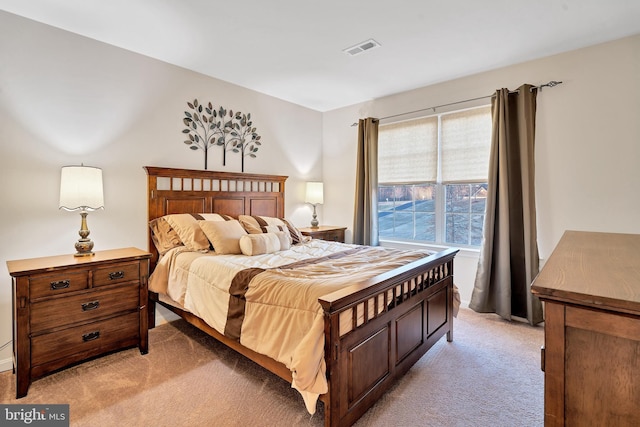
[{"left": 144, "top": 166, "right": 458, "bottom": 427}]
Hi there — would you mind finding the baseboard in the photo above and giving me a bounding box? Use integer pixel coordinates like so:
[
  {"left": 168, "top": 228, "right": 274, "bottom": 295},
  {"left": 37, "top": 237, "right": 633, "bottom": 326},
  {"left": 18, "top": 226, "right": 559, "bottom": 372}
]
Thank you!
[
  {"left": 155, "top": 305, "right": 180, "bottom": 326},
  {"left": 0, "top": 357, "right": 13, "bottom": 373}
]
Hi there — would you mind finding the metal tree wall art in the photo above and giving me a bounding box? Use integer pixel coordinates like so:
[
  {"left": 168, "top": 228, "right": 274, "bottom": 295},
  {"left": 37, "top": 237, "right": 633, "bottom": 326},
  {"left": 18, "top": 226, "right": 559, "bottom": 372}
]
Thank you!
[
  {"left": 182, "top": 99, "right": 262, "bottom": 171},
  {"left": 182, "top": 100, "right": 224, "bottom": 170},
  {"left": 227, "top": 111, "right": 262, "bottom": 173}
]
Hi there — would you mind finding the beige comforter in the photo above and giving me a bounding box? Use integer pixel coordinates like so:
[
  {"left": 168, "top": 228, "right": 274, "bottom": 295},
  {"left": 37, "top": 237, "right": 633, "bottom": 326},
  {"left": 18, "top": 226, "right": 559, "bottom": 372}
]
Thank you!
[{"left": 149, "top": 240, "right": 439, "bottom": 413}]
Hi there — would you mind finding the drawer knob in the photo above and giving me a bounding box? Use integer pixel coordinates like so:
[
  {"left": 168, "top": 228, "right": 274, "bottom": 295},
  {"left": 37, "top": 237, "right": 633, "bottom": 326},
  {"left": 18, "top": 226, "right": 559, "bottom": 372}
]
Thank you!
[
  {"left": 82, "top": 331, "right": 100, "bottom": 342},
  {"left": 50, "top": 280, "right": 70, "bottom": 290},
  {"left": 109, "top": 271, "right": 125, "bottom": 280},
  {"left": 81, "top": 301, "right": 100, "bottom": 311}
]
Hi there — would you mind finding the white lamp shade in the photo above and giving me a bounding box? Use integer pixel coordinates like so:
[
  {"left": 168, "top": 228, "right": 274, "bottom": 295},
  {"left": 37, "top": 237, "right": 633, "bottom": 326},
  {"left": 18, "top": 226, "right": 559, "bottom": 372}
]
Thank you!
[
  {"left": 305, "top": 182, "right": 324, "bottom": 205},
  {"left": 59, "top": 165, "right": 104, "bottom": 211}
]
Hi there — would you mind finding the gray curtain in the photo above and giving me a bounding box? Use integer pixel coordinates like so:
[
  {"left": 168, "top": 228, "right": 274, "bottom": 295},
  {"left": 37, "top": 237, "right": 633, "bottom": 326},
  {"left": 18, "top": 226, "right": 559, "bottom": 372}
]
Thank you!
[
  {"left": 353, "top": 118, "right": 379, "bottom": 246},
  {"left": 469, "top": 84, "right": 544, "bottom": 325}
]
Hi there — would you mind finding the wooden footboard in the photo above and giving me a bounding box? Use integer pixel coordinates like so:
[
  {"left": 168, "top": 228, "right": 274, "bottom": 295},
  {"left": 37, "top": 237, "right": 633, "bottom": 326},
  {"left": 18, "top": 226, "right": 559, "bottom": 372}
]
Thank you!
[{"left": 319, "top": 248, "right": 458, "bottom": 427}]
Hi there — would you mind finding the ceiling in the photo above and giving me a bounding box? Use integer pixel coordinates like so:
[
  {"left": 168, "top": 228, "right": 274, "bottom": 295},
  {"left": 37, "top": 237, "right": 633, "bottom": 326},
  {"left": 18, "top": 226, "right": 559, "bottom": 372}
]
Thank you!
[{"left": 2, "top": 0, "right": 640, "bottom": 112}]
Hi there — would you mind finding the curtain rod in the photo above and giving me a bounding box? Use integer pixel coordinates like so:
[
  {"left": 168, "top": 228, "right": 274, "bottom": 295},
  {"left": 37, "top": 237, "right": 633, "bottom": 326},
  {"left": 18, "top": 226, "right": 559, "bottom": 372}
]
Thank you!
[{"left": 353, "top": 80, "right": 562, "bottom": 125}]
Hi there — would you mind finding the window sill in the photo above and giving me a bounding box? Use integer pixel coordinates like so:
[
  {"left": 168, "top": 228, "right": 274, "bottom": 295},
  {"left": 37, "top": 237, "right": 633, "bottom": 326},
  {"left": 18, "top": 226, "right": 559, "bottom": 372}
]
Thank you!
[{"left": 379, "top": 239, "right": 480, "bottom": 259}]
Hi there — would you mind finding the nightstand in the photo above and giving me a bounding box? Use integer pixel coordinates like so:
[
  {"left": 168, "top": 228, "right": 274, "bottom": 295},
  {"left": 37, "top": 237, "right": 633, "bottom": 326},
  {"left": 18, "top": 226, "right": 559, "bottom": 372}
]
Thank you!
[
  {"left": 6, "top": 247, "right": 151, "bottom": 398},
  {"left": 299, "top": 226, "right": 347, "bottom": 243}
]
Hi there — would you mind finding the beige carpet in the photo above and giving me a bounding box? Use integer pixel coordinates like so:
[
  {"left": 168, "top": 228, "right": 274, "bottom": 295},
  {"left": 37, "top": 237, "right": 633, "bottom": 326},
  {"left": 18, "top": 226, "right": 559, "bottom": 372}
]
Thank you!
[{"left": 0, "top": 307, "right": 544, "bottom": 427}]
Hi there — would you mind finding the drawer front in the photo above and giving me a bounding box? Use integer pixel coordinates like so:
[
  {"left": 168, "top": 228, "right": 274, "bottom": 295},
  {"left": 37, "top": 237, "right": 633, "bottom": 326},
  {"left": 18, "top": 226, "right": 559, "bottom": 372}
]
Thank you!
[
  {"left": 31, "top": 283, "right": 140, "bottom": 333},
  {"left": 321, "top": 230, "right": 344, "bottom": 242},
  {"left": 93, "top": 262, "right": 140, "bottom": 287},
  {"left": 31, "top": 311, "right": 139, "bottom": 367},
  {"left": 29, "top": 270, "right": 89, "bottom": 299}
]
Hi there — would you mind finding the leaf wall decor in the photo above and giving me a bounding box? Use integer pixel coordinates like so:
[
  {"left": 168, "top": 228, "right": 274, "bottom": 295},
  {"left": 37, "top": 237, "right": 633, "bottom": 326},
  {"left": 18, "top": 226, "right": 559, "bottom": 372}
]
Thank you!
[{"left": 182, "top": 98, "right": 261, "bottom": 171}]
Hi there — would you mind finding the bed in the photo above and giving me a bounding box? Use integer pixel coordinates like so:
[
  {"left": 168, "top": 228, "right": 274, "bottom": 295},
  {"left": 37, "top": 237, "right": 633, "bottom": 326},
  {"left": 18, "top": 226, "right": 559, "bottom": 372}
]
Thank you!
[{"left": 144, "top": 166, "right": 459, "bottom": 427}]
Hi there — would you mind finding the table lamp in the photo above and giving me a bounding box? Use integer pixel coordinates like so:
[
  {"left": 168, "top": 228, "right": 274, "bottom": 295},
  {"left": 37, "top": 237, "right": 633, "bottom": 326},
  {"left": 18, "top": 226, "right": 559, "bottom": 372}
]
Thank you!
[
  {"left": 59, "top": 165, "right": 104, "bottom": 256},
  {"left": 305, "top": 182, "right": 323, "bottom": 228}
]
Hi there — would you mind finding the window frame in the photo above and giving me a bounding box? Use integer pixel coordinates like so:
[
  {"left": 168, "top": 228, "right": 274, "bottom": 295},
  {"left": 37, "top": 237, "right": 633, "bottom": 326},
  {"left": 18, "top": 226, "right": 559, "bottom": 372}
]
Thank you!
[{"left": 377, "top": 105, "right": 491, "bottom": 249}]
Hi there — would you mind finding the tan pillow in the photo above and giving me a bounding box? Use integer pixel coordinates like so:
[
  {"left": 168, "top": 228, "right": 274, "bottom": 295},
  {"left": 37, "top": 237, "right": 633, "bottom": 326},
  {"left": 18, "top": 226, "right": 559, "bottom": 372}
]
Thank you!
[
  {"left": 149, "top": 217, "right": 183, "bottom": 255},
  {"left": 238, "top": 215, "right": 307, "bottom": 244},
  {"left": 197, "top": 213, "right": 234, "bottom": 221},
  {"left": 239, "top": 231, "right": 291, "bottom": 256},
  {"left": 162, "top": 214, "right": 210, "bottom": 252},
  {"left": 199, "top": 220, "right": 247, "bottom": 255}
]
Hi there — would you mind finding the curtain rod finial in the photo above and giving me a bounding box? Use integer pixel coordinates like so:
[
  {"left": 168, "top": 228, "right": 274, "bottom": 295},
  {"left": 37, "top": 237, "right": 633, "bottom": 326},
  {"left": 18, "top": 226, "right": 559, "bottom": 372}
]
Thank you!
[{"left": 534, "top": 80, "right": 563, "bottom": 92}]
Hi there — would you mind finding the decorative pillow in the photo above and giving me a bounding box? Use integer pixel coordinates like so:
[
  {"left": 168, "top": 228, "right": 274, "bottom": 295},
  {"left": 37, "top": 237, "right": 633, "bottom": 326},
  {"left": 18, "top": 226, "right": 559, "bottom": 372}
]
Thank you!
[
  {"left": 149, "top": 217, "right": 183, "bottom": 255},
  {"left": 239, "top": 231, "right": 291, "bottom": 256},
  {"left": 162, "top": 213, "right": 212, "bottom": 252},
  {"left": 197, "top": 213, "right": 234, "bottom": 221},
  {"left": 238, "top": 215, "right": 308, "bottom": 245},
  {"left": 198, "top": 219, "right": 247, "bottom": 255}
]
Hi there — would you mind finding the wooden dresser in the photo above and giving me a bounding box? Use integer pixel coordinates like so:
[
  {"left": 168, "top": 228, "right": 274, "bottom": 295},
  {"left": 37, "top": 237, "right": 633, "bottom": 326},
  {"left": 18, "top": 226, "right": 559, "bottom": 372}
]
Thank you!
[
  {"left": 299, "top": 225, "right": 346, "bottom": 243},
  {"left": 7, "top": 247, "right": 151, "bottom": 398},
  {"left": 531, "top": 231, "right": 640, "bottom": 426}
]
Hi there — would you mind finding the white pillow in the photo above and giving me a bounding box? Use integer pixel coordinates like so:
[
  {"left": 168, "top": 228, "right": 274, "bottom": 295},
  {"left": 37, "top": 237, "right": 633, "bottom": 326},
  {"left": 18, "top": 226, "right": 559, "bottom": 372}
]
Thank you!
[{"left": 239, "top": 231, "right": 291, "bottom": 256}]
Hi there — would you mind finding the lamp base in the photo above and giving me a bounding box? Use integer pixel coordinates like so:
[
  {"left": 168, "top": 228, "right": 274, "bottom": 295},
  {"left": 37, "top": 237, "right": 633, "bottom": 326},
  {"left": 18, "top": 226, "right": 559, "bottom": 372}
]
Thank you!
[
  {"left": 74, "top": 211, "right": 95, "bottom": 256},
  {"left": 74, "top": 239, "right": 95, "bottom": 257},
  {"left": 310, "top": 204, "right": 319, "bottom": 228}
]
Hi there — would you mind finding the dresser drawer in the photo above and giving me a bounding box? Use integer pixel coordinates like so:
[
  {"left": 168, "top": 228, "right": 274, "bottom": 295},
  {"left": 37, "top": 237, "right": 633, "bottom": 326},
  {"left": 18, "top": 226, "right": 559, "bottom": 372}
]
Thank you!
[
  {"left": 321, "top": 230, "right": 345, "bottom": 242},
  {"left": 30, "top": 283, "right": 140, "bottom": 333},
  {"left": 94, "top": 262, "right": 140, "bottom": 287},
  {"left": 29, "top": 270, "right": 89, "bottom": 299},
  {"left": 31, "top": 311, "right": 140, "bottom": 367},
  {"left": 299, "top": 226, "right": 346, "bottom": 243}
]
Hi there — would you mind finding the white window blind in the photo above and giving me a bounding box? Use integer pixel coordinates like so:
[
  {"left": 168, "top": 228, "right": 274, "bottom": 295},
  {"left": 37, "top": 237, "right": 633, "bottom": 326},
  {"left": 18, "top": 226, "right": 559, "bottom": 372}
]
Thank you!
[
  {"left": 441, "top": 106, "right": 492, "bottom": 182},
  {"left": 377, "top": 105, "right": 492, "bottom": 247},
  {"left": 378, "top": 116, "right": 438, "bottom": 183}
]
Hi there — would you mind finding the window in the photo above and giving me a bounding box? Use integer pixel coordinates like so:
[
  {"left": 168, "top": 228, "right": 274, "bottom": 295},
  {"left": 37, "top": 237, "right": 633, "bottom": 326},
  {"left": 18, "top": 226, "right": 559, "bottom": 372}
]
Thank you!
[{"left": 378, "top": 106, "right": 492, "bottom": 247}]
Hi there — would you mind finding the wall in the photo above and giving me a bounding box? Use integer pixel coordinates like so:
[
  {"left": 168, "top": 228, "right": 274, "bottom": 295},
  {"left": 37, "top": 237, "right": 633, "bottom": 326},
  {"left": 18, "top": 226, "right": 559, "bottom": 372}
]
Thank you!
[
  {"left": 0, "top": 12, "right": 323, "bottom": 370},
  {"left": 2, "top": 10, "right": 639, "bottom": 372},
  {"left": 322, "top": 34, "right": 640, "bottom": 305}
]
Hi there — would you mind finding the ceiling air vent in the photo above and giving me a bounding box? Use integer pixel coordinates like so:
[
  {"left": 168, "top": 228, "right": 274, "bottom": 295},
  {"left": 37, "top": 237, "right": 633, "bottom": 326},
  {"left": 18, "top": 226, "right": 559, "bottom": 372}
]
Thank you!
[{"left": 343, "top": 39, "right": 381, "bottom": 56}]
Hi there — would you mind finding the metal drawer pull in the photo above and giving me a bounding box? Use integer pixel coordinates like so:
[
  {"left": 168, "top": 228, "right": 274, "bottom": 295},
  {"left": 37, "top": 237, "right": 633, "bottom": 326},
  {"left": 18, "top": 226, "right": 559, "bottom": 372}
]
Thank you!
[
  {"left": 82, "top": 331, "right": 100, "bottom": 342},
  {"left": 50, "top": 280, "right": 70, "bottom": 290},
  {"left": 81, "top": 301, "right": 100, "bottom": 311},
  {"left": 108, "top": 271, "right": 125, "bottom": 280}
]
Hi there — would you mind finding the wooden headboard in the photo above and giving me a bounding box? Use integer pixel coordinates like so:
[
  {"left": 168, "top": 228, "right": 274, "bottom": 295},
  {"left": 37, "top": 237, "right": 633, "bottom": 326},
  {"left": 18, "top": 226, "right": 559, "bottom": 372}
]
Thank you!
[{"left": 144, "top": 166, "right": 288, "bottom": 268}]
